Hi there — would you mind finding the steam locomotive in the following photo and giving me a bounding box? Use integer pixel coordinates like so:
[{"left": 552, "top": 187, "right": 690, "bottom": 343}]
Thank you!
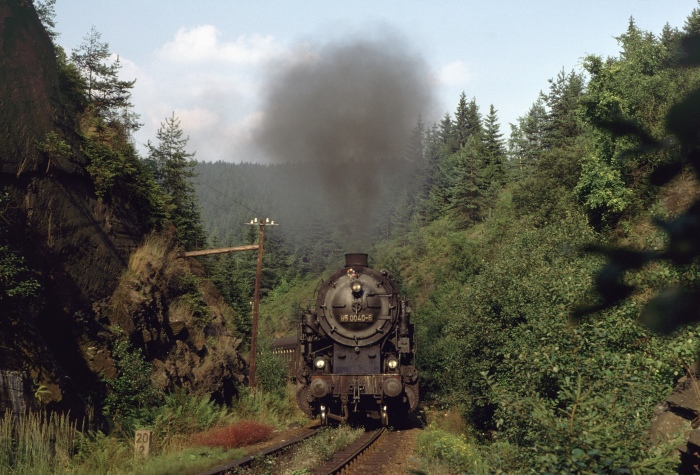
[{"left": 288, "top": 253, "right": 418, "bottom": 426}]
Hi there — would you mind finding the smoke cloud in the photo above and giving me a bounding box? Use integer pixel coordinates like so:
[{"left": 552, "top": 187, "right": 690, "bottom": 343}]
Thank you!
[{"left": 254, "top": 32, "right": 436, "bottom": 252}]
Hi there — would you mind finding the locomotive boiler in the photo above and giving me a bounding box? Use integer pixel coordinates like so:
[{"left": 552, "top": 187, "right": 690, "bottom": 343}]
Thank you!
[{"left": 295, "top": 253, "right": 418, "bottom": 426}]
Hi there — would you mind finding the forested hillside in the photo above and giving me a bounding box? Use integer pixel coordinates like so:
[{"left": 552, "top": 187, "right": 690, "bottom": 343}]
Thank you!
[{"left": 195, "top": 6, "right": 700, "bottom": 472}]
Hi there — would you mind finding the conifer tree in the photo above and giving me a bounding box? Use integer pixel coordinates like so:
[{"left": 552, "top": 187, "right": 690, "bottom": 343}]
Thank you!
[
  {"left": 439, "top": 112, "right": 456, "bottom": 150},
  {"left": 686, "top": 7, "right": 700, "bottom": 36},
  {"left": 147, "top": 113, "right": 206, "bottom": 250},
  {"left": 71, "top": 26, "right": 139, "bottom": 132},
  {"left": 542, "top": 70, "right": 584, "bottom": 149},
  {"left": 454, "top": 93, "right": 483, "bottom": 150},
  {"left": 454, "top": 92, "right": 469, "bottom": 150},
  {"left": 482, "top": 104, "right": 507, "bottom": 191},
  {"left": 449, "top": 135, "right": 484, "bottom": 226},
  {"left": 508, "top": 97, "right": 547, "bottom": 178}
]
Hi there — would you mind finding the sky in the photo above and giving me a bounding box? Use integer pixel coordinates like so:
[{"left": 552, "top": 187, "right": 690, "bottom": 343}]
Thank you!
[{"left": 52, "top": 0, "right": 700, "bottom": 164}]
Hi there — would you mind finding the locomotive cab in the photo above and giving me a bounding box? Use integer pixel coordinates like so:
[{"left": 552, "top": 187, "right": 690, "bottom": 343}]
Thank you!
[{"left": 296, "top": 253, "right": 418, "bottom": 426}]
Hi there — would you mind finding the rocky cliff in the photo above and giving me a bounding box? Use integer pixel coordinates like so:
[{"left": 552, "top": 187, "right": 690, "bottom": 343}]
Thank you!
[{"left": 0, "top": 0, "right": 244, "bottom": 417}]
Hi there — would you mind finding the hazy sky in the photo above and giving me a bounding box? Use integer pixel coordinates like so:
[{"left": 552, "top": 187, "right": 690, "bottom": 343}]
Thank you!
[{"left": 52, "top": 0, "right": 699, "bottom": 163}]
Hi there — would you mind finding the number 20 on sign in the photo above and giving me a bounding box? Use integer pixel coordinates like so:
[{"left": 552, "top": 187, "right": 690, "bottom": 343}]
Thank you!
[{"left": 135, "top": 429, "right": 152, "bottom": 458}]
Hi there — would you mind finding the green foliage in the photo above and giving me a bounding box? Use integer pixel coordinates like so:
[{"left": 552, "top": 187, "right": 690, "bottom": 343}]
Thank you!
[
  {"left": 36, "top": 131, "right": 71, "bottom": 171},
  {"left": 281, "top": 425, "right": 364, "bottom": 473},
  {"left": 83, "top": 124, "right": 167, "bottom": 229},
  {"left": 499, "top": 375, "right": 682, "bottom": 474},
  {"left": 0, "top": 244, "right": 40, "bottom": 302},
  {"left": 148, "top": 113, "right": 205, "bottom": 250},
  {"left": 152, "top": 390, "right": 231, "bottom": 444},
  {"left": 173, "top": 271, "right": 211, "bottom": 328},
  {"left": 416, "top": 426, "right": 488, "bottom": 474},
  {"left": 69, "top": 426, "right": 244, "bottom": 475},
  {"left": 0, "top": 411, "right": 80, "bottom": 475},
  {"left": 71, "top": 26, "right": 139, "bottom": 131},
  {"left": 255, "top": 351, "right": 288, "bottom": 397},
  {"left": 574, "top": 151, "right": 631, "bottom": 226},
  {"left": 0, "top": 191, "right": 40, "bottom": 306},
  {"left": 231, "top": 384, "right": 307, "bottom": 428},
  {"left": 103, "top": 331, "right": 161, "bottom": 433},
  {"left": 84, "top": 135, "right": 131, "bottom": 200}
]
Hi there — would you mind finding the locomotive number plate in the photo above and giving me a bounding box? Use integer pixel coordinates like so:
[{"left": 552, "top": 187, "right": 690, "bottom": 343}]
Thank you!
[{"left": 339, "top": 314, "right": 374, "bottom": 323}]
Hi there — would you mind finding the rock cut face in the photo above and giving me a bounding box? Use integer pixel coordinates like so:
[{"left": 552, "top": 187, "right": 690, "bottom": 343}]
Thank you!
[{"left": 0, "top": 0, "right": 246, "bottom": 414}]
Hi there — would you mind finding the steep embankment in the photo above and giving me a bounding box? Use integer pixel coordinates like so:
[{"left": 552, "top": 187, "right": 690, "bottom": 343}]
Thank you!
[
  {"left": 0, "top": 0, "right": 244, "bottom": 415},
  {"left": 0, "top": 0, "right": 145, "bottom": 414}
]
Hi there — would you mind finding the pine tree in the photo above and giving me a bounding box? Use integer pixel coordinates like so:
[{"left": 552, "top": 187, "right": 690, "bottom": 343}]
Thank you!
[
  {"left": 71, "top": 26, "right": 139, "bottom": 132},
  {"left": 482, "top": 104, "right": 507, "bottom": 192},
  {"left": 465, "top": 98, "right": 483, "bottom": 140},
  {"left": 508, "top": 96, "right": 547, "bottom": 178},
  {"left": 685, "top": 2, "right": 700, "bottom": 36},
  {"left": 542, "top": 69, "right": 584, "bottom": 149},
  {"left": 454, "top": 93, "right": 483, "bottom": 150},
  {"left": 147, "top": 113, "right": 206, "bottom": 250},
  {"left": 454, "top": 92, "right": 469, "bottom": 150},
  {"left": 449, "top": 135, "right": 484, "bottom": 226},
  {"left": 439, "top": 112, "right": 456, "bottom": 150}
]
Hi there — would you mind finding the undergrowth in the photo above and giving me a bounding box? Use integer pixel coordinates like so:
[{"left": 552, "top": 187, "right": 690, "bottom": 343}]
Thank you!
[{"left": 191, "top": 420, "right": 274, "bottom": 449}]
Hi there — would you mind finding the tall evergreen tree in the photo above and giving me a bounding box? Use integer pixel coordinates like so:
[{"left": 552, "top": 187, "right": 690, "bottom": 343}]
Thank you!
[
  {"left": 147, "top": 113, "right": 206, "bottom": 250},
  {"left": 542, "top": 70, "right": 585, "bottom": 149},
  {"left": 482, "top": 104, "right": 507, "bottom": 192},
  {"left": 439, "top": 112, "right": 456, "bottom": 150},
  {"left": 454, "top": 93, "right": 483, "bottom": 150},
  {"left": 454, "top": 92, "right": 469, "bottom": 150},
  {"left": 71, "top": 26, "right": 139, "bottom": 132},
  {"left": 684, "top": 2, "right": 700, "bottom": 36},
  {"left": 449, "top": 135, "right": 484, "bottom": 226},
  {"left": 508, "top": 96, "right": 547, "bottom": 178}
]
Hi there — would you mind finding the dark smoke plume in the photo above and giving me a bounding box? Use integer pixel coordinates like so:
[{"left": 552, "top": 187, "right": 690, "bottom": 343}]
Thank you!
[{"left": 254, "top": 32, "right": 435, "bottom": 251}]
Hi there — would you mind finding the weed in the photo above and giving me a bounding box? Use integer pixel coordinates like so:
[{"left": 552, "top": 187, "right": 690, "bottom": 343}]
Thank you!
[{"left": 191, "top": 420, "right": 274, "bottom": 449}]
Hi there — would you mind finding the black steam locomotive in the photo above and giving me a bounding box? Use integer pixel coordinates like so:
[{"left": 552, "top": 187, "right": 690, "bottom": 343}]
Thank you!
[{"left": 293, "top": 253, "right": 418, "bottom": 426}]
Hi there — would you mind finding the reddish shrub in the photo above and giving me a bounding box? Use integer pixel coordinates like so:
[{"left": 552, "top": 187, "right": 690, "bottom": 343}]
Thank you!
[{"left": 192, "top": 420, "right": 274, "bottom": 449}]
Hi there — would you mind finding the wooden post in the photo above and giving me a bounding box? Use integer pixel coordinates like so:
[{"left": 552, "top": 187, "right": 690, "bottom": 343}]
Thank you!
[
  {"left": 182, "top": 218, "right": 276, "bottom": 390},
  {"left": 249, "top": 222, "right": 265, "bottom": 390},
  {"left": 244, "top": 218, "right": 277, "bottom": 390}
]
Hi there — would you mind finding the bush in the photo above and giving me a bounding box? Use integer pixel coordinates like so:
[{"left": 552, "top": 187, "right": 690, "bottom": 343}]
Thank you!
[
  {"left": 152, "top": 390, "right": 231, "bottom": 450},
  {"left": 416, "top": 426, "right": 488, "bottom": 474},
  {"left": 191, "top": 420, "right": 273, "bottom": 449},
  {"left": 103, "top": 331, "right": 161, "bottom": 433},
  {"left": 256, "top": 350, "right": 288, "bottom": 397},
  {"left": 231, "top": 384, "right": 307, "bottom": 428}
]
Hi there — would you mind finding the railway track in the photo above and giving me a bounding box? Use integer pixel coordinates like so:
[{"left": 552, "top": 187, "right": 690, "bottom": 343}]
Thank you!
[
  {"left": 311, "top": 427, "right": 385, "bottom": 474},
  {"left": 196, "top": 426, "right": 323, "bottom": 475},
  {"left": 197, "top": 425, "right": 414, "bottom": 475}
]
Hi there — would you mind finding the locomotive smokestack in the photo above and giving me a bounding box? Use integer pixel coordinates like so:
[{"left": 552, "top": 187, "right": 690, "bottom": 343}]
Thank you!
[{"left": 345, "top": 253, "right": 368, "bottom": 268}]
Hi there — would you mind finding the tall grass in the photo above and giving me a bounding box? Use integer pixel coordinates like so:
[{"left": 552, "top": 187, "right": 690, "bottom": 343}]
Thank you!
[
  {"left": 0, "top": 409, "right": 255, "bottom": 475},
  {"left": 232, "top": 384, "right": 307, "bottom": 428},
  {"left": 0, "top": 410, "right": 81, "bottom": 475}
]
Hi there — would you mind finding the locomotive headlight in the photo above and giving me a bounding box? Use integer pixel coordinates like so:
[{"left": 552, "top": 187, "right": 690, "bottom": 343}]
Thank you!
[
  {"left": 387, "top": 357, "right": 399, "bottom": 370},
  {"left": 351, "top": 281, "right": 363, "bottom": 293},
  {"left": 314, "top": 357, "right": 326, "bottom": 370}
]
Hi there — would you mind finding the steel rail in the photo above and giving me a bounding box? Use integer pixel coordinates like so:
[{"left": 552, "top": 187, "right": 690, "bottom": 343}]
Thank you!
[
  {"left": 196, "top": 426, "right": 323, "bottom": 475},
  {"left": 311, "top": 428, "right": 386, "bottom": 475}
]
